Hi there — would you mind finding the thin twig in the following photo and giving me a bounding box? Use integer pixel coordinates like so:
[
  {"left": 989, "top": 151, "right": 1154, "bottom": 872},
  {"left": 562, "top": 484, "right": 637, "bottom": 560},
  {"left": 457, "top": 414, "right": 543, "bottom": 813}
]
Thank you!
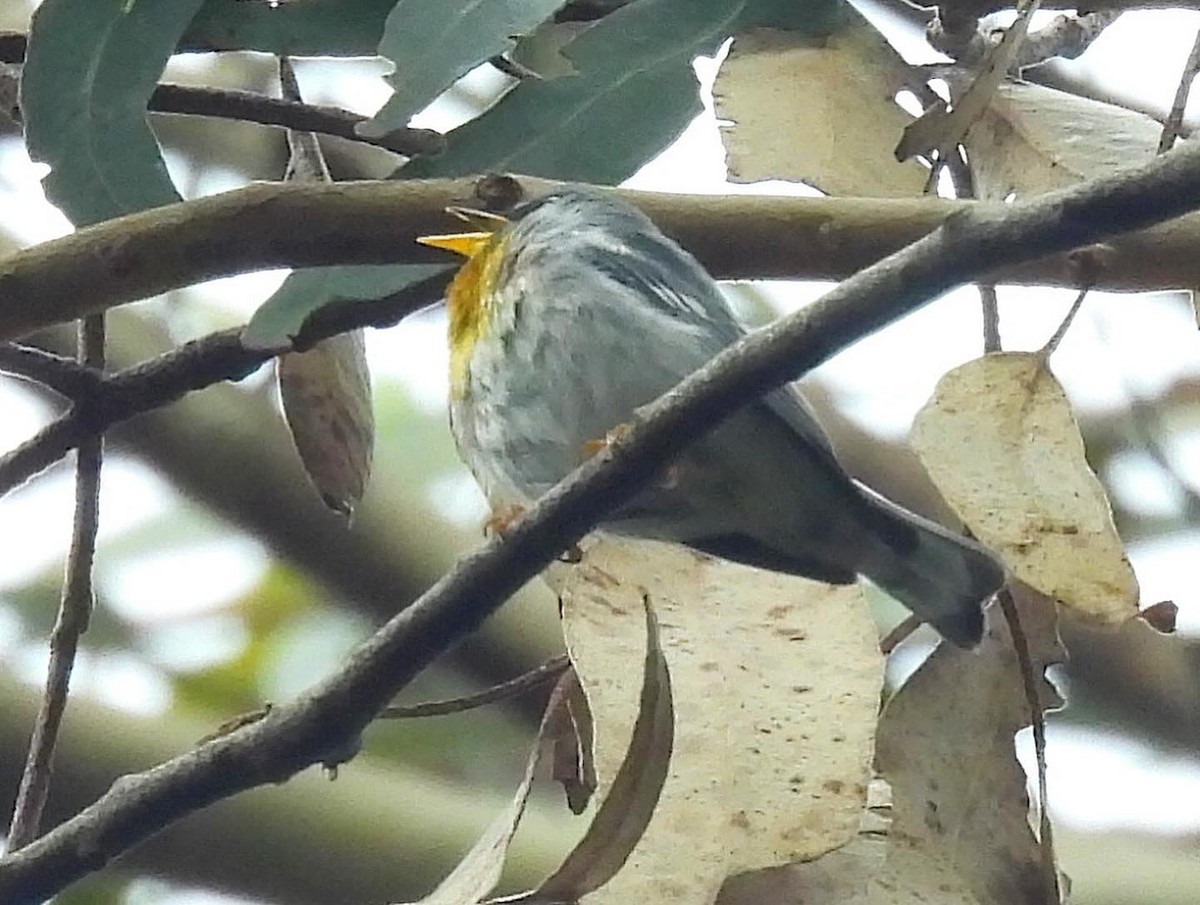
[
  {"left": 487, "top": 53, "right": 541, "bottom": 80},
  {"left": 0, "top": 274, "right": 446, "bottom": 497},
  {"left": 380, "top": 656, "right": 570, "bottom": 719},
  {"left": 5, "top": 124, "right": 1200, "bottom": 904},
  {"left": 6, "top": 315, "right": 105, "bottom": 850},
  {"left": 996, "top": 590, "right": 1059, "bottom": 904},
  {"left": 1159, "top": 27, "right": 1200, "bottom": 153},
  {"left": 1039, "top": 286, "right": 1089, "bottom": 359},
  {"left": 0, "top": 26, "right": 444, "bottom": 159},
  {"left": 150, "top": 83, "right": 444, "bottom": 158},
  {"left": 278, "top": 58, "right": 331, "bottom": 182},
  {"left": 0, "top": 343, "right": 102, "bottom": 398},
  {"left": 943, "top": 152, "right": 1004, "bottom": 353},
  {"left": 980, "top": 284, "right": 1002, "bottom": 352}
]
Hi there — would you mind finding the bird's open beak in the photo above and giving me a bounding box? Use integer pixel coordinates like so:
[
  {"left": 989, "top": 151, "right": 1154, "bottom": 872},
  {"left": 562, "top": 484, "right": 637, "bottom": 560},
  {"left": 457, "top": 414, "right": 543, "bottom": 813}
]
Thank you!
[
  {"left": 416, "top": 206, "right": 510, "bottom": 259},
  {"left": 416, "top": 231, "right": 493, "bottom": 258}
]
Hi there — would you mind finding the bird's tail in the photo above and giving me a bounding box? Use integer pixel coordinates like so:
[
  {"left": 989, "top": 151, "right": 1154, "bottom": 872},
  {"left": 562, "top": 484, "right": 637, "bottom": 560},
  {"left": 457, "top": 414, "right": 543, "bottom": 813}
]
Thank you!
[{"left": 851, "top": 483, "right": 1005, "bottom": 647}]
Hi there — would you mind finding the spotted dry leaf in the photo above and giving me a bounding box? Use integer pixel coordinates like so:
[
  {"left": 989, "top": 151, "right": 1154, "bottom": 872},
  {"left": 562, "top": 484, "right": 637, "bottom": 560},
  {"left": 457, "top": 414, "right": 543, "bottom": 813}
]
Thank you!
[
  {"left": 545, "top": 536, "right": 884, "bottom": 904},
  {"left": 912, "top": 352, "right": 1138, "bottom": 624},
  {"left": 715, "top": 20, "right": 926, "bottom": 197}
]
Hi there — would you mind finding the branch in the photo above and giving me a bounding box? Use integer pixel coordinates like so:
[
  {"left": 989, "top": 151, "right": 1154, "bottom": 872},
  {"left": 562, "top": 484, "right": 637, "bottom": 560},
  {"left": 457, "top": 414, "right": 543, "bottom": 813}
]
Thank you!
[
  {"left": 1160, "top": 26, "right": 1200, "bottom": 152},
  {"left": 5, "top": 126, "right": 1200, "bottom": 904},
  {"left": 10, "top": 177, "right": 1200, "bottom": 341},
  {"left": 1015, "top": 10, "right": 1122, "bottom": 69},
  {"left": 0, "top": 35, "right": 444, "bottom": 158},
  {"left": 7, "top": 317, "right": 105, "bottom": 849},
  {"left": 0, "top": 343, "right": 102, "bottom": 398},
  {"left": 929, "top": 8, "right": 1121, "bottom": 68},
  {"left": 0, "top": 272, "right": 446, "bottom": 496},
  {"left": 149, "top": 83, "right": 445, "bottom": 158}
]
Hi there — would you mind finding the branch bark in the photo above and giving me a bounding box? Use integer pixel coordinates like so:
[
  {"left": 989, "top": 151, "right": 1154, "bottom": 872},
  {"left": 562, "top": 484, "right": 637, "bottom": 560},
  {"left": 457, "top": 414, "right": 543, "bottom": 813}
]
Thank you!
[
  {"left": 7, "top": 176, "right": 1200, "bottom": 342},
  {"left": 5, "top": 129, "right": 1200, "bottom": 903},
  {"left": 6, "top": 317, "right": 105, "bottom": 849},
  {"left": 0, "top": 672, "right": 566, "bottom": 904}
]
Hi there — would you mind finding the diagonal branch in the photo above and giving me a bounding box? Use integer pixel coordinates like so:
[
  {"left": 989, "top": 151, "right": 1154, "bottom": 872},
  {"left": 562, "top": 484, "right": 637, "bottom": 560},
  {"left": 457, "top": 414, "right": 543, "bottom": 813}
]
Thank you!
[{"left": 4, "top": 129, "right": 1200, "bottom": 905}]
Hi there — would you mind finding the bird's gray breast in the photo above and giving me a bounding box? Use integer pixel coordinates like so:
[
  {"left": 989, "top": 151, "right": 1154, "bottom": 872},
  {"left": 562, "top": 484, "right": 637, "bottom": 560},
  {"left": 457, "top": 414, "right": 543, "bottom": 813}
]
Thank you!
[{"left": 450, "top": 263, "right": 720, "bottom": 510}]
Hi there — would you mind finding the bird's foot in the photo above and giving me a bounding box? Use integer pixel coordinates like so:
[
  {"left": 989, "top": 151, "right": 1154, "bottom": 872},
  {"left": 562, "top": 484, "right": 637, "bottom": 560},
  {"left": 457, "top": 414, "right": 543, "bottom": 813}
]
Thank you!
[
  {"left": 484, "top": 503, "right": 526, "bottom": 538},
  {"left": 580, "top": 422, "right": 633, "bottom": 459},
  {"left": 581, "top": 423, "right": 678, "bottom": 488},
  {"left": 485, "top": 504, "right": 582, "bottom": 563}
]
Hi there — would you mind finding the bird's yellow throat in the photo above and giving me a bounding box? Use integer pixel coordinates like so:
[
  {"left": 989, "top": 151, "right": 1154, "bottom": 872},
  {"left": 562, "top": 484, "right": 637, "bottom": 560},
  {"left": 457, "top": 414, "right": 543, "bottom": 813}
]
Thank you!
[{"left": 418, "top": 229, "right": 507, "bottom": 396}]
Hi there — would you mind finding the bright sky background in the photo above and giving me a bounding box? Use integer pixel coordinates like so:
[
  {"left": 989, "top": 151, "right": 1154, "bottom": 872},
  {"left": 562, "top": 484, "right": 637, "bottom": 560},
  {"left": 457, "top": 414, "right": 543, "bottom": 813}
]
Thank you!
[{"left": 3, "top": 4, "right": 1200, "bottom": 901}]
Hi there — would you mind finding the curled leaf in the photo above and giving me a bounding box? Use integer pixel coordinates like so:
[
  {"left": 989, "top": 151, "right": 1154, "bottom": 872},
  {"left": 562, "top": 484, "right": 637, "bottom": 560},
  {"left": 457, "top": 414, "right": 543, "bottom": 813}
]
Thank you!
[
  {"left": 278, "top": 330, "right": 374, "bottom": 517},
  {"left": 895, "top": 0, "right": 1038, "bottom": 165},
  {"left": 522, "top": 597, "right": 673, "bottom": 902}
]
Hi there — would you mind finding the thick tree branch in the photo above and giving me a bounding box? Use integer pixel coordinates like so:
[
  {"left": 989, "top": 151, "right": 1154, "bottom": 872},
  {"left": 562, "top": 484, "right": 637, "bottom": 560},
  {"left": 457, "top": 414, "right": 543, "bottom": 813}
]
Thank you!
[
  {"left": 5, "top": 130, "right": 1200, "bottom": 904},
  {"left": 7, "top": 177, "right": 1200, "bottom": 342}
]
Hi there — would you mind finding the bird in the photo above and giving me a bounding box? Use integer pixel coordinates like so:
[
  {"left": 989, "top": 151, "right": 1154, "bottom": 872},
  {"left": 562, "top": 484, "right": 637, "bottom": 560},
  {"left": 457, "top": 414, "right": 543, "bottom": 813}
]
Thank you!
[{"left": 418, "top": 188, "right": 1005, "bottom": 646}]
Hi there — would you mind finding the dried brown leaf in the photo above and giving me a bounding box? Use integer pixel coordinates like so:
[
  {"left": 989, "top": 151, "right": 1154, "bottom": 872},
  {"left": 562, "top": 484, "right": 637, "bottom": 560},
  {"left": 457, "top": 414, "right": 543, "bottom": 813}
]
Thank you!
[
  {"left": 876, "top": 592, "right": 1064, "bottom": 904},
  {"left": 397, "top": 679, "right": 564, "bottom": 905},
  {"left": 547, "top": 667, "right": 597, "bottom": 815},
  {"left": 404, "top": 605, "right": 669, "bottom": 905},
  {"left": 278, "top": 329, "right": 374, "bottom": 517},
  {"left": 896, "top": 0, "right": 1039, "bottom": 164},
  {"left": 911, "top": 353, "right": 1139, "bottom": 624},
  {"left": 965, "top": 82, "right": 1162, "bottom": 199},
  {"left": 519, "top": 599, "right": 674, "bottom": 903},
  {"left": 546, "top": 537, "right": 884, "bottom": 903},
  {"left": 714, "top": 21, "right": 926, "bottom": 196},
  {"left": 717, "top": 816, "right": 979, "bottom": 904}
]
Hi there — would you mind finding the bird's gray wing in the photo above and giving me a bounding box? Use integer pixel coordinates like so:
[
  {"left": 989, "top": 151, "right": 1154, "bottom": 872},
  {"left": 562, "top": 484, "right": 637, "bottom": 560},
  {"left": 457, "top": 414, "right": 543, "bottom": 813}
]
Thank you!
[{"left": 590, "top": 226, "right": 847, "bottom": 472}]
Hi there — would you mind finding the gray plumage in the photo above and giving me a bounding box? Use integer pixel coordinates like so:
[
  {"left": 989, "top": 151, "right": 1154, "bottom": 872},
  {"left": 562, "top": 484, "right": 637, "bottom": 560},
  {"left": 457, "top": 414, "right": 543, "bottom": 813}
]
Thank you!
[{"left": 449, "top": 189, "right": 1005, "bottom": 646}]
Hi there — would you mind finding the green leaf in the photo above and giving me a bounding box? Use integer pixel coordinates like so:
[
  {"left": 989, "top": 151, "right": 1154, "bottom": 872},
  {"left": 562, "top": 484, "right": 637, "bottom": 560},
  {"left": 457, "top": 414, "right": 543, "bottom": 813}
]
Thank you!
[
  {"left": 359, "top": 0, "right": 569, "bottom": 139},
  {"left": 241, "top": 263, "right": 447, "bottom": 351},
  {"left": 244, "top": 0, "right": 840, "bottom": 349},
  {"left": 181, "top": 0, "right": 396, "bottom": 55},
  {"left": 400, "top": 0, "right": 723, "bottom": 183},
  {"left": 399, "top": 0, "right": 838, "bottom": 183},
  {"left": 22, "top": 0, "right": 203, "bottom": 226}
]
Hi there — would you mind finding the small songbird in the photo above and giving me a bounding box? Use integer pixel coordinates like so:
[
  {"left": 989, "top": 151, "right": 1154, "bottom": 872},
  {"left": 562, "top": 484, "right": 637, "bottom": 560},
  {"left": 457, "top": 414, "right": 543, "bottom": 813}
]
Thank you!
[{"left": 419, "top": 188, "right": 1004, "bottom": 646}]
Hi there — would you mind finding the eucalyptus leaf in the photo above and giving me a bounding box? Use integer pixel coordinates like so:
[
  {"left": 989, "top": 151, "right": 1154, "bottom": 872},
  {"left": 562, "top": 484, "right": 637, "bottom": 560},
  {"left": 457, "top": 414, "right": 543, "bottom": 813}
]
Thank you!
[
  {"left": 22, "top": 0, "right": 203, "bottom": 226},
  {"left": 359, "top": 0, "right": 569, "bottom": 138},
  {"left": 182, "top": 0, "right": 396, "bottom": 55},
  {"left": 245, "top": 0, "right": 839, "bottom": 351},
  {"left": 402, "top": 0, "right": 735, "bottom": 183},
  {"left": 241, "top": 263, "right": 447, "bottom": 351}
]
